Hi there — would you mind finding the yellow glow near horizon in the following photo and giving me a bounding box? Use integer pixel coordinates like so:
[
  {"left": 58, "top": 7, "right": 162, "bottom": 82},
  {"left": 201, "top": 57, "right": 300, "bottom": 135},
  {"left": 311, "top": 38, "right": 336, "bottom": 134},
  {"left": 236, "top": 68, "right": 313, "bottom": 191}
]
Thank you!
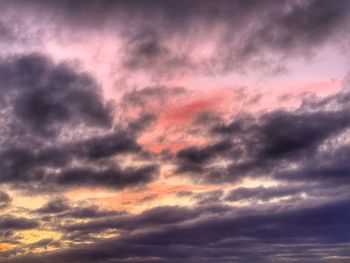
[{"left": 19, "top": 230, "right": 62, "bottom": 245}]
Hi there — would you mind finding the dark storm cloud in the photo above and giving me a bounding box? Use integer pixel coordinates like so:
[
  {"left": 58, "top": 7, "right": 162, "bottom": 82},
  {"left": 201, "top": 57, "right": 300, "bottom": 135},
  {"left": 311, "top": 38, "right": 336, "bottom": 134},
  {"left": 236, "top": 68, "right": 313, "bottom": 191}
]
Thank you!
[
  {"left": 0, "top": 147, "right": 158, "bottom": 191},
  {"left": 175, "top": 89, "right": 350, "bottom": 184},
  {"left": 215, "top": 108, "right": 350, "bottom": 161},
  {"left": 277, "top": 144, "right": 350, "bottom": 184},
  {"left": 175, "top": 139, "right": 233, "bottom": 173},
  {"left": 0, "top": 216, "right": 39, "bottom": 230},
  {"left": 75, "top": 131, "right": 141, "bottom": 160},
  {"left": 0, "top": 53, "right": 158, "bottom": 192},
  {"left": 0, "top": 146, "right": 68, "bottom": 184},
  {"left": 0, "top": 132, "right": 139, "bottom": 181},
  {"left": 56, "top": 164, "right": 158, "bottom": 190},
  {"left": 0, "top": 132, "right": 154, "bottom": 191},
  {"left": 4, "top": 199, "right": 350, "bottom": 263},
  {"left": 0, "top": 53, "right": 113, "bottom": 137}
]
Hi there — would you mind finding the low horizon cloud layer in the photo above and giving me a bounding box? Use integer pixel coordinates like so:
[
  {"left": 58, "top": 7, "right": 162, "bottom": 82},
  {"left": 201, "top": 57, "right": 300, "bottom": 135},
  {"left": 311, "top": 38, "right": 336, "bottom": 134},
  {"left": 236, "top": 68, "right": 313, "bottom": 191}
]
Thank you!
[{"left": 1, "top": 1, "right": 350, "bottom": 262}]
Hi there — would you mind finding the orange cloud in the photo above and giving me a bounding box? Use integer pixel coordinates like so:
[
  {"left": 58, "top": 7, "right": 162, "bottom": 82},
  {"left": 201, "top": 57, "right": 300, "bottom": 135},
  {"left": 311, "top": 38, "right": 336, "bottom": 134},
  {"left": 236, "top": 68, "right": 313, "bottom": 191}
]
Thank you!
[
  {"left": 66, "top": 183, "right": 219, "bottom": 213},
  {"left": 138, "top": 88, "right": 233, "bottom": 153},
  {"left": 0, "top": 243, "right": 14, "bottom": 251}
]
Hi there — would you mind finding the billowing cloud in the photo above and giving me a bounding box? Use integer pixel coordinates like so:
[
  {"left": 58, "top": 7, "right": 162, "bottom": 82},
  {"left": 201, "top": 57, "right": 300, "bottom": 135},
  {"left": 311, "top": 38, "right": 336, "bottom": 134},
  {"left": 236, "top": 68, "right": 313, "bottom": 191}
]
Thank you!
[{"left": 0, "top": 53, "right": 158, "bottom": 193}]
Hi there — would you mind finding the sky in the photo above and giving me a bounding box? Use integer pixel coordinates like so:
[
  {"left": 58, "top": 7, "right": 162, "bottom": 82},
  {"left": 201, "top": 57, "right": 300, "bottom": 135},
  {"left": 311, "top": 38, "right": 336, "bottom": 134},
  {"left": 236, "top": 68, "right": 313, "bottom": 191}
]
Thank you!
[{"left": 1, "top": 0, "right": 350, "bottom": 262}]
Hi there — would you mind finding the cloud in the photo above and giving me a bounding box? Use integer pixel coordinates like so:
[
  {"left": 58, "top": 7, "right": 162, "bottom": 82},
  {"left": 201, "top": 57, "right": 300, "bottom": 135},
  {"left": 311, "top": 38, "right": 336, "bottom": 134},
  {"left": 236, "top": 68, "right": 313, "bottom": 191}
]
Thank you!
[
  {"left": 1, "top": 1, "right": 350, "bottom": 262},
  {"left": 0, "top": 53, "right": 113, "bottom": 137},
  {"left": 60, "top": 206, "right": 124, "bottom": 219},
  {"left": 277, "top": 144, "right": 350, "bottom": 184},
  {"left": 56, "top": 165, "right": 158, "bottom": 190},
  {"left": 4, "top": 199, "right": 350, "bottom": 262},
  {"left": 61, "top": 205, "right": 217, "bottom": 235},
  {"left": 35, "top": 199, "right": 125, "bottom": 220},
  {"left": 27, "top": 238, "right": 61, "bottom": 250},
  {"left": 188, "top": 190, "right": 224, "bottom": 205},
  {"left": 0, "top": 53, "right": 158, "bottom": 192},
  {"left": 0, "top": 132, "right": 156, "bottom": 191},
  {"left": 3, "top": 0, "right": 350, "bottom": 75},
  {"left": 0, "top": 22, "right": 14, "bottom": 42},
  {"left": 120, "top": 86, "right": 186, "bottom": 116},
  {"left": 0, "top": 216, "right": 39, "bottom": 231},
  {"left": 35, "top": 199, "right": 70, "bottom": 214},
  {"left": 0, "top": 191, "right": 11, "bottom": 210},
  {"left": 175, "top": 139, "right": 233, "bottom": 173},
  {"left": 225, "top": 185, "right": 304, "bottom": 202},
  {"left": 174, "top": 88, "right": 350, "bottom": 184}
]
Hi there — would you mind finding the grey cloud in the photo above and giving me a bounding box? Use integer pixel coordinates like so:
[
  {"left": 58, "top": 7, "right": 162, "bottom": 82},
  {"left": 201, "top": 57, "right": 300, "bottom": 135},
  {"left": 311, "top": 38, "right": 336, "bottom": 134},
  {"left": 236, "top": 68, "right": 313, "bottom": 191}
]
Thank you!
[
  {"left": 175, "top": 89, "right": 350, "bottom": 184},
  {"left": 61, "top": 206, "right": 124, "bottom": 219},
  {"left": 62, "top": 205, "right": 206, "bottom": 235},
  {"left": 225, "top": 185, "right": 304, "bottom": 202},
  {"left": 0, "top": 131, "right": 154, "bottom": 191},
  {"left": 0, "top": 53, "right": 158, "bottom": 192},
  {"left": 56, "top": 164, "right": 158, "bottom": 190},
  {"left": 35, "top": 199, "right": 70, "bottom": 214},
  {"left": 4, "top": 0, "right": 349, "bottom": 75},
  {"left": 0, "top": 191, "right": 11, "bottom": 209},
  {"left": 4, "top": 199, "right": 350, "bottom": 262},
  {"left": 175, "top": 139, "right": 233, "bottom": 173},
  {"left": 0, "top": 216, "right": 39, "bottom": 230},
  {"left": 0, "top": 53, "right": 113, "bottom": 137},
  {"left": 35, "top": 198, "right": 124, "bottom": 219},
  {"left": 277, "top": 144, "right": 350, "bottom": 184},
  {"left": 74, "top": 131, "right": 141, "bottom": 160},
  {"left": 177, "top": 190, "right": 224, "bottom": 205}
]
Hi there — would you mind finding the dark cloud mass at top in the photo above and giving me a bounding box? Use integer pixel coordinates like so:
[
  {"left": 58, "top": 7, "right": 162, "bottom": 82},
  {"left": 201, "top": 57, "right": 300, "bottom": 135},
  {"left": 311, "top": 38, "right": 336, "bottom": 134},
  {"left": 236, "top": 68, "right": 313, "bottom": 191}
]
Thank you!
[
  {"left": 1, "top": 0, "right": 350, "bottom": 263},
  {"left": 2, "top": 0, "right": 350, "bottom": 75}
]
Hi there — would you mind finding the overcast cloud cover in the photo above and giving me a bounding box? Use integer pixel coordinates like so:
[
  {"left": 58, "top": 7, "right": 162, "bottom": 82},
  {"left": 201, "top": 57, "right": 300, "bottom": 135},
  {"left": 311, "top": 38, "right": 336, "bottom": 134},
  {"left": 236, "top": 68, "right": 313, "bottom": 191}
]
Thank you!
[{"left": 1, "top": 0, "right": 350, "bottom": 262}]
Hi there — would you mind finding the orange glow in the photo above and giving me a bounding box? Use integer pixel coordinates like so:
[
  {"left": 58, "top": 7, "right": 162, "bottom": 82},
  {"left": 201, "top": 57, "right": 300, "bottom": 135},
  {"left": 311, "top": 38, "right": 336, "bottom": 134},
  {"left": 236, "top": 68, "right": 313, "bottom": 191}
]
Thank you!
[
  {"left": 65, "top": 183, "right": 219, "bottom": 213},
  {"left": 0, "top": 243, "right": 14, "bottom": 251}
]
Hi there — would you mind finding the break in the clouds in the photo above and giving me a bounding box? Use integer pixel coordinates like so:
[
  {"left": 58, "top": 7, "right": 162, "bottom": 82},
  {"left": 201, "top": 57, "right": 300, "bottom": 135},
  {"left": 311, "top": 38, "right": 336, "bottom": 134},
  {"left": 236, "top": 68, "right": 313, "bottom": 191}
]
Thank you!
[{"left": 1, "top": 1, "right": 350, "bottom": 262}]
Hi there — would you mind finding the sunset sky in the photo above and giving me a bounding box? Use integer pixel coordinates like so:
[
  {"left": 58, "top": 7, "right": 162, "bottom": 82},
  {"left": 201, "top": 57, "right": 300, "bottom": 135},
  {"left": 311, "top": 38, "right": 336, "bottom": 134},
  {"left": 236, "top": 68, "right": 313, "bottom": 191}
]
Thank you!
[{"left": 1, "top": 1, "right": 350, "bottom": 262}]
